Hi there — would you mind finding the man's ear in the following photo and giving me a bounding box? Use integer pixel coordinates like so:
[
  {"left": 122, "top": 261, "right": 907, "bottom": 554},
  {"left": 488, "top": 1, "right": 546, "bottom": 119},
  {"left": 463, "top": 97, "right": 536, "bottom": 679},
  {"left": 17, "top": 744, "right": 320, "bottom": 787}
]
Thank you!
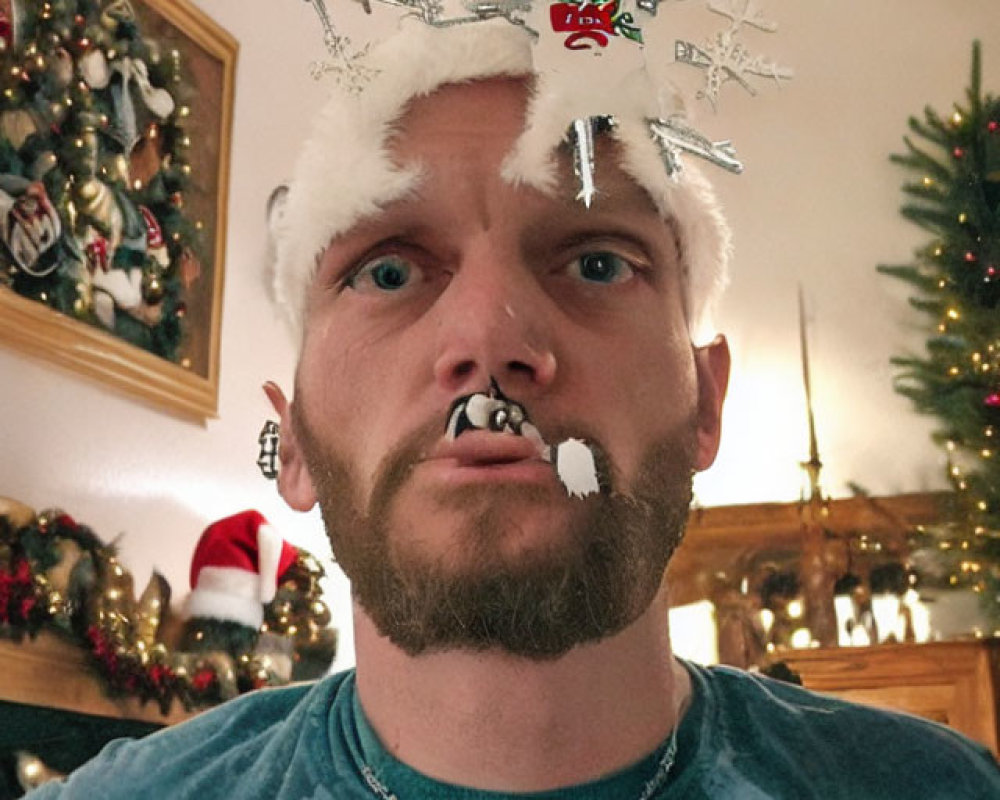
[
  {"left": 692, "top": 335, "right": 730, "bottom": 472},
  {"left": 263, "top": 381, "right": 317, "bottom": 512}
]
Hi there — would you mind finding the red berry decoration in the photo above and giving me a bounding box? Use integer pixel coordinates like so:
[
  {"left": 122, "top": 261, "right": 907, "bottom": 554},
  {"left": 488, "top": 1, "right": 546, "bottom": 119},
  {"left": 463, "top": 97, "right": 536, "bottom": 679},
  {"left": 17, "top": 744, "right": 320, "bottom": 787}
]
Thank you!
[{"left": 986, "top": 393, "right": 1000, "bottom": 408}]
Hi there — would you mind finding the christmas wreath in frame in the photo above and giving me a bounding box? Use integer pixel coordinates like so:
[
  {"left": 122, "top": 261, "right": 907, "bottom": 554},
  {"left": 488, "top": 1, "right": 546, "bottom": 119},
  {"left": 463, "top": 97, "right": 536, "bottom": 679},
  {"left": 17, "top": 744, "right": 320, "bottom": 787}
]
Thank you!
[{"left": 0, "top": 0, "right": 236, "bottom": 421}]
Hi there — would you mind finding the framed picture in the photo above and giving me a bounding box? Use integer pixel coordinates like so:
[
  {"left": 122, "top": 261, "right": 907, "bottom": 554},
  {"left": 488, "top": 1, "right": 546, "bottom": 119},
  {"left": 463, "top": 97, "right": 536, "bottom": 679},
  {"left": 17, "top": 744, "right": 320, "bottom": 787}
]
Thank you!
[{"left": 0, "top": 0, "right": 237, "bottom": 421}]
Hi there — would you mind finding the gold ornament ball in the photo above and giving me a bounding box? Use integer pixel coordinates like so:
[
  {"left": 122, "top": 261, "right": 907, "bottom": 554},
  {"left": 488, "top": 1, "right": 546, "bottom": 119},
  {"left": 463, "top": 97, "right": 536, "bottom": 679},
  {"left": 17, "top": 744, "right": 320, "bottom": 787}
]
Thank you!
[
  {"left": 77, "top": 179, "right": 99, "bottom": 202},
  {"left": 142, "top": 274, "right": 165, "bottom": 304},
  {"left": 311, "top": 602, "right": 332, "bottom": 627}
]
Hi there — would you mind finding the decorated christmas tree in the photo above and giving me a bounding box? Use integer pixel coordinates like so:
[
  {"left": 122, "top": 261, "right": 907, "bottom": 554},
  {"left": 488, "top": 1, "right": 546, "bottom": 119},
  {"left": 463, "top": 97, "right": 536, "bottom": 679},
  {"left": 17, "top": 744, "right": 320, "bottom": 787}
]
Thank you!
[
  {"left": 879, "top": 41, "right": 1000, "bottom": 623},
  {"left": 0, "top": 0, "right": 205, "bottom": 362}
]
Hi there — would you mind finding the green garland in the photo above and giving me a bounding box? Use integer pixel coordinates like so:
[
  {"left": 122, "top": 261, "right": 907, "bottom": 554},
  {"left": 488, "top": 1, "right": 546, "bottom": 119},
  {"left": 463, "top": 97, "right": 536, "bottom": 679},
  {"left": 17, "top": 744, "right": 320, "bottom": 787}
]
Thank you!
[
  {"left": 0, "top": 508, "right": 336, "bottom": 715},
  {"left": 0, "top": 0, "right": 206, "bottom": 363}
]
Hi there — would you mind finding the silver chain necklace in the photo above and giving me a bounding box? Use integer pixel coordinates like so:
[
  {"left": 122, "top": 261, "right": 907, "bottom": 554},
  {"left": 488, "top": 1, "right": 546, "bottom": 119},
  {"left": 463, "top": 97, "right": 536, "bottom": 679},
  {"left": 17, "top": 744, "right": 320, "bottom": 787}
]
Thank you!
[{"left": 359, "top": 722, "right": 680, "bottom": 800}]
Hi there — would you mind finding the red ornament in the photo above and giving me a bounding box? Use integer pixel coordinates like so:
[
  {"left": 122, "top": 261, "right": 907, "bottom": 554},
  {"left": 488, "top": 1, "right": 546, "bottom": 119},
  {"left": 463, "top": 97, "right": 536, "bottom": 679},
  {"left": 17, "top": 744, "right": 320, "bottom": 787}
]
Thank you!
[
  {"left": 986, "top": 393, "right": 1000, "bottom": 408},
  {"left": 191, "top": 667, "right": 217, "bottom": 692},
  {"left": 965, "top": 251, "right": 977, "bottom": 262},
  {"left": 149, "top": 663, "right": 175, "bottom": 688},
  {"left": 139, "top": 206, "right": 165, "bottom": 249},
  {"left": 54, "top": 513, "right": 77, "bottom": 529},
  {"left": 953, "top": 147, "right": 965, "bottom": 158},
  {"left": 988, "top": 266, "right": 997, "bottom": 277},
  {"left": 85, "top": 235, "right": 110, "bottom": 273},
  {"left": 0, "top": 558, "right": 33, "bottom": 624},
  {"left": 19, "top": 594, "right": 37, "bottom": 618},
  {"left": 989, "top": 120, "right": 999, "bottom": 133}
]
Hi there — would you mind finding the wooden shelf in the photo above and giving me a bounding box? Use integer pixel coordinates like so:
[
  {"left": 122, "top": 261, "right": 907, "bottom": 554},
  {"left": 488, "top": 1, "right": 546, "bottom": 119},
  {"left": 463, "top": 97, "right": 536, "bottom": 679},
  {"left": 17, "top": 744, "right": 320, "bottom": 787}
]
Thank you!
[
  {"left": 0, "top": 633, "right": 197, "bottom": 726},
  {"left": 772, "top": 640, "right": 1000, "bottom": 757}
]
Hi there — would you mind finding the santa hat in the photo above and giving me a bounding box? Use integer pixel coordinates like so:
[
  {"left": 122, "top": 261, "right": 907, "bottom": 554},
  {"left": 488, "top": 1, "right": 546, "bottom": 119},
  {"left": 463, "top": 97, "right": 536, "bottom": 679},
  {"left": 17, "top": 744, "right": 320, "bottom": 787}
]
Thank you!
[
  {"left": 186, "top": 510, "right": 299, "bottom": 630},
  {"left": 274, "top": 20, "right": 733, "bottom": 345}
]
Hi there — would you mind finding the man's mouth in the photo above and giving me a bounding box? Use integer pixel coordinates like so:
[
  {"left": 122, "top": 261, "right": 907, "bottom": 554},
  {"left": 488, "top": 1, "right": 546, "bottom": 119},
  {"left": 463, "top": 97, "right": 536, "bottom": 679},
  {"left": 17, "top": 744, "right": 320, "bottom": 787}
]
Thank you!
[{"left": 441, "top": 379, "right": 602, "bottom": 498}]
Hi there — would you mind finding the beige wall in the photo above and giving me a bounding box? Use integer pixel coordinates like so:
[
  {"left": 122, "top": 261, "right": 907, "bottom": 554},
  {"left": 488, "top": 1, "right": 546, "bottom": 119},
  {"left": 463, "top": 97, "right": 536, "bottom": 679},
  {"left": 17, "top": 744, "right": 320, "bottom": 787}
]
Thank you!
[
  {"left": 0, "top": 1, "right": 997, "bottom": 669},
  {"left": 696, "top": 1, "right": 999, "bottom": 510}
]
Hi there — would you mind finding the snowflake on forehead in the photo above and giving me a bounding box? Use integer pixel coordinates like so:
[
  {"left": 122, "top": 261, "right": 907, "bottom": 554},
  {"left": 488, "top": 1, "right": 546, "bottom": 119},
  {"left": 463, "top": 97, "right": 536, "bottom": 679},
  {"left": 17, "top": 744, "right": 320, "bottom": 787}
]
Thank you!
[
  {"left": 379, "top": 0, "right": 446, "bottom": 23},
  {"left": 304, "top": 0, "right": 380, "bottom": 93},
  {"left": 391, "top": 0, "right": 536, "bottom": 36},
  {"left": 675, "top": 0, "right": 792, "bottom": 109},
  {"left": 303, "top": 0, "right": 537, "bottom": 93}
]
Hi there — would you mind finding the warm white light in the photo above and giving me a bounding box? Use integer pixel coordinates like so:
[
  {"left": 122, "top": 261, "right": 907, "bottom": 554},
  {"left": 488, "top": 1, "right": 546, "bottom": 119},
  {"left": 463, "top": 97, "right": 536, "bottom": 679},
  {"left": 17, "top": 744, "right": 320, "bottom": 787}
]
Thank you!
[
  {"left": 872, "top": 593, "right": 904, "bottom": 642},
  {"left": 903, "top": 589, "right": 931, "bottom": 643},
  {"left": 850, "top": 624, "right": 871, "bottom": 647},
  {"left": 668, "top": 600, "right": 718, "bottom": 665},
  {"left": 790, "top": 627, "right": 812, "bottom": 648},
  {"left": 694, "top": 356, "right": 812, "bottom": 505},
  {"left": 833, "top": 595, "right": 855, "bottom": 647}
]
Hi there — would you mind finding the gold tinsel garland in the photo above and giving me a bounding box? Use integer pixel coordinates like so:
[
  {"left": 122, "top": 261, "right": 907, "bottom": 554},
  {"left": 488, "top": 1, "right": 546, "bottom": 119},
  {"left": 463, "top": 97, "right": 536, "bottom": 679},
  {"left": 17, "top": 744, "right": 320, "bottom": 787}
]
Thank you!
[{"left": 0, "top": 500, "right": 336, "bottom": 714}]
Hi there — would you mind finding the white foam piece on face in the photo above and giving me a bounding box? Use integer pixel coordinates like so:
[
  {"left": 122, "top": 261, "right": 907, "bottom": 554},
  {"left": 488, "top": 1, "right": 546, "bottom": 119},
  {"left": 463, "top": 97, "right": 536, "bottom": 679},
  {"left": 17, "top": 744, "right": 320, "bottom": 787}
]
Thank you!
[{"left": 554, "top": 438, "right": 600, "bottom": 498}]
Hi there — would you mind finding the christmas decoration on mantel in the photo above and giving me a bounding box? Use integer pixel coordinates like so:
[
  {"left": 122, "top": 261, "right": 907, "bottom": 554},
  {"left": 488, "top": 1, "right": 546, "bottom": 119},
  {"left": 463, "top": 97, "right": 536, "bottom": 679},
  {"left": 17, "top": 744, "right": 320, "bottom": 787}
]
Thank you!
[
  {"left": 714, "top": 293, "right": 925, "bottom": 666},
  {"left": 878, "top": 41, "right": 1000, "bottom": 623},
  {"left": 0, "top": 0, "right": 207, "bottom": 363},
  {"left": 0, "top": 498, "right": 336, "bottom": 714}
]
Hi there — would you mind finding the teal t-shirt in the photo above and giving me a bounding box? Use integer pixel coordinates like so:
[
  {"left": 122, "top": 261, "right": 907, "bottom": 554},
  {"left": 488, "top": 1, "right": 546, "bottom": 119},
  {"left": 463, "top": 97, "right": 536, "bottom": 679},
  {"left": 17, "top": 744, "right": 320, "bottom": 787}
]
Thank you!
[{"left": 25, "top": 662, "right": 1000, "bottom": 799}]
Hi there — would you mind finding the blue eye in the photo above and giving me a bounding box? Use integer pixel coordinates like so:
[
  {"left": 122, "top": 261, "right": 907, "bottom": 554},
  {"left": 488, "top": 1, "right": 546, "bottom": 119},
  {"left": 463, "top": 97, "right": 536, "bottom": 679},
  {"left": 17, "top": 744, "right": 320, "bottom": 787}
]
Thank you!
[
  {"left": 569, "top": 252, "right": 634, "bottom": 285},
  {"left": 347, "top": 256, "right": 415, "bottom": 292}
]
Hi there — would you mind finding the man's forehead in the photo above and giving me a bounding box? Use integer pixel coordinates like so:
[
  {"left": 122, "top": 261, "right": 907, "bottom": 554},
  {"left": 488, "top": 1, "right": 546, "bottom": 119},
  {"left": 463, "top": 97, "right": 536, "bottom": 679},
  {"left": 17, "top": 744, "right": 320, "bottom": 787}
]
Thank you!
[
  {"left": 329, "top": 149, "right": 669, "bottom": 253},
  {"left": 357, "top": 80, "right": 668, "bottom": 235}
]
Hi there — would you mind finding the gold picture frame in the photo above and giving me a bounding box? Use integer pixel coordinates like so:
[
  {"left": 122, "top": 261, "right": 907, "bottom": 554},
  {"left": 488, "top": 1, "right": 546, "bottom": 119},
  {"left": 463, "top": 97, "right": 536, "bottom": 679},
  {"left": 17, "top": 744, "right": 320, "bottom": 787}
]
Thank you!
[{"left": 0, "top": 0, "right": 237, "bottom": 422}]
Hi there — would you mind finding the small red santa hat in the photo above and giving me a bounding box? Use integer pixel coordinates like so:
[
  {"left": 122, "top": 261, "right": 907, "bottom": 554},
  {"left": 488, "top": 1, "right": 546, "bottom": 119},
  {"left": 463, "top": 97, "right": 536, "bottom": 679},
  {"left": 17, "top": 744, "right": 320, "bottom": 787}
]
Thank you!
[{"left": 186, "top": 510, "right": 298, "bottom": 629}]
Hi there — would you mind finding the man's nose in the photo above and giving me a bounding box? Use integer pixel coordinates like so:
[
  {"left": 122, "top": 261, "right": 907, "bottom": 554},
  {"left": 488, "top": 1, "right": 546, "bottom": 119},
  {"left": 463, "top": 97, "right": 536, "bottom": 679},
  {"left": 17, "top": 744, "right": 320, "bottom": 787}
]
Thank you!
[{"left": 431, "top": 254, "right": 557, "bottom": 396}]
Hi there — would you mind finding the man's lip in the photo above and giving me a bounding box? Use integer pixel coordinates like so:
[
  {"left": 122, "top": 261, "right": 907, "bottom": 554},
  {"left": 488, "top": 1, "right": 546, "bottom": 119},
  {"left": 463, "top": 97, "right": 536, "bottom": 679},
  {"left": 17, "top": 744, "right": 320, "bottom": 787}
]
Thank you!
[{"left": 425, "top": 430, "right": 545, "bottom": 466}]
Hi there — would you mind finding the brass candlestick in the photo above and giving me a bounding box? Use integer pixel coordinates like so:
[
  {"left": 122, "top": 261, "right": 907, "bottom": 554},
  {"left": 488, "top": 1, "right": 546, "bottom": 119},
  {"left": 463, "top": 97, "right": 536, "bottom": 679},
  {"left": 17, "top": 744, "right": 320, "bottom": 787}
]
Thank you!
[{"left": 797, "top": 286, "right": 839, "bottom": 648}]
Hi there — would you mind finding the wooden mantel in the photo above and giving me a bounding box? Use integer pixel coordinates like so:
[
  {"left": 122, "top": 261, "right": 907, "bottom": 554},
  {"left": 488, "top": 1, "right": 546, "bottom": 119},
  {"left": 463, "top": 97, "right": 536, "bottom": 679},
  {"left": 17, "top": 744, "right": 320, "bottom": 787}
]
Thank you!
[
  {"left": 0, "top": 632, "right": 197, "bottom": 726},
  {"left": 668, "top": 491, "right": 948, "bottom": 608}
]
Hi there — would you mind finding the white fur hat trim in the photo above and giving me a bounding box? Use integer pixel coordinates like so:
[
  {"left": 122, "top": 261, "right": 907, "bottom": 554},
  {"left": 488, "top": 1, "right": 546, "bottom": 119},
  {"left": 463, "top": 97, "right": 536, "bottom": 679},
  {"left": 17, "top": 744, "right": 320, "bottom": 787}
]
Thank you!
[{"left": 186, "top": 566, "right": 264, "bottom": 629}]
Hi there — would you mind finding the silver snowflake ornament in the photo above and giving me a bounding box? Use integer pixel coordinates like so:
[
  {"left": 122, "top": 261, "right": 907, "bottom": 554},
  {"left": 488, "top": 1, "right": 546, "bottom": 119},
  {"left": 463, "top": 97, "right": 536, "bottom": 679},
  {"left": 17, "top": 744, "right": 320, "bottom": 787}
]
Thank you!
[{"left": 675, "top": 0, "right": 792, "bottom": 109}]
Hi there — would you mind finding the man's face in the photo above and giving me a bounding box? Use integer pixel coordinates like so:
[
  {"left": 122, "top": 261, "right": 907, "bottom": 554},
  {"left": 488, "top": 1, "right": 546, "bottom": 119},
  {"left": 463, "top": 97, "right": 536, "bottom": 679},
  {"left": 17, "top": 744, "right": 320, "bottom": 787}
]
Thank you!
[{"left": 283, "top": 78, "right": 727, "bottom": 658}]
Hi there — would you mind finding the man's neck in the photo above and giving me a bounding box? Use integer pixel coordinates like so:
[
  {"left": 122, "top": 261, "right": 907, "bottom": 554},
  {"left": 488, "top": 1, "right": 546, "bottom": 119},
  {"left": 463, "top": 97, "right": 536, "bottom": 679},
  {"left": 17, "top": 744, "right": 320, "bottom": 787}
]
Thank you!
[{"left": 352, "top": 590, "right": 689, "bottom": 793}]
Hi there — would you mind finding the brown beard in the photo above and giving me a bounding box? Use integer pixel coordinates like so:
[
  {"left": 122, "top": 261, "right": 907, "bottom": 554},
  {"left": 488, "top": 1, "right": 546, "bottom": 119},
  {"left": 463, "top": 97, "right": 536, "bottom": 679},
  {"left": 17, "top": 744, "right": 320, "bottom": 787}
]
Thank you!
[{"left": 294, "top": 403, "right": 696, "bottom": 660}]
